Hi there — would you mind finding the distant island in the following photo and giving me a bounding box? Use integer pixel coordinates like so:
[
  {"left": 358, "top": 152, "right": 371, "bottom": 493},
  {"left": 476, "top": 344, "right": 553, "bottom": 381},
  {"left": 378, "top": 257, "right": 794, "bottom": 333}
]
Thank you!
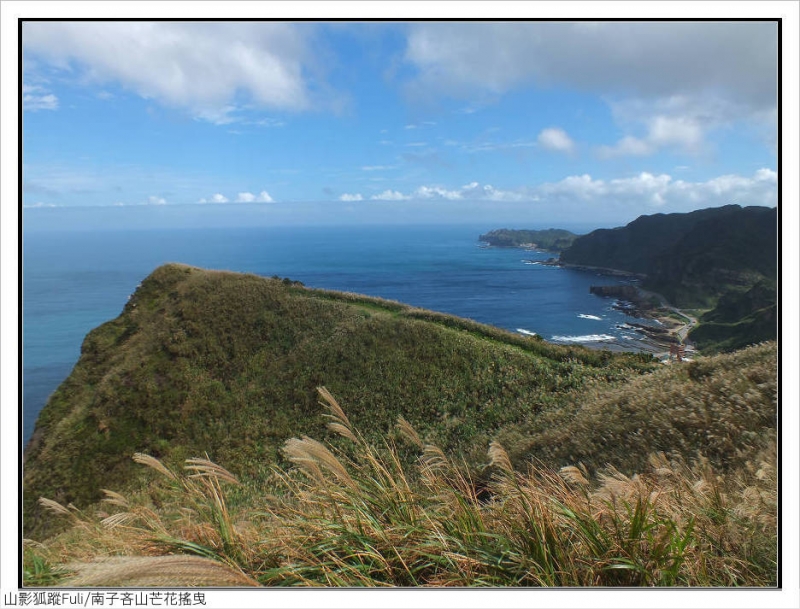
[
  {"left": 479, "top": 228, "right": 578, "bottom": 252},
  {"left": 483, "top": 204, "right": 778, "bottom": 354}
]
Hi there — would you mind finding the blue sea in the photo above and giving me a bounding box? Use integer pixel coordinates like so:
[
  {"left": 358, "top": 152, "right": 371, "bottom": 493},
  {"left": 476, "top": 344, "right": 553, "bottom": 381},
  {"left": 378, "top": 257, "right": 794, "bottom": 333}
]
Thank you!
[{"left": 22, "top": 223, "right": 652, "bottom": 444}]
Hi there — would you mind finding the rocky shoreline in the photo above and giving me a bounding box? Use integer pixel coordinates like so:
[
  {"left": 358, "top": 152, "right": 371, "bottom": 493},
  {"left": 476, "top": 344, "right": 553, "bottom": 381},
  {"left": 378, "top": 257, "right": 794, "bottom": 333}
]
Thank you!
[
  {"left": 488, "top": 244, "right": 696, "bottom": 360},
  {"left": 580, "top": 294, "right": 696, "bottom": 361}
]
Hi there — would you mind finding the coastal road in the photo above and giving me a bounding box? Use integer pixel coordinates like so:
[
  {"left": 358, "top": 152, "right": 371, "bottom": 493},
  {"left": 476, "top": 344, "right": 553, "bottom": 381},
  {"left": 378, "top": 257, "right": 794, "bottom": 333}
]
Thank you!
[{"left": 673, "top": 308, "right": 698, "bottom": 343}]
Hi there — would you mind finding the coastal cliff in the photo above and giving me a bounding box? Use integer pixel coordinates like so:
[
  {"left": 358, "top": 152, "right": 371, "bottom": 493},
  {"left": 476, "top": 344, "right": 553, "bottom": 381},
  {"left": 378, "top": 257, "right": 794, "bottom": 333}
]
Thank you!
[{"left": 559, "top": 205, "right": 777, "bottom": 352}]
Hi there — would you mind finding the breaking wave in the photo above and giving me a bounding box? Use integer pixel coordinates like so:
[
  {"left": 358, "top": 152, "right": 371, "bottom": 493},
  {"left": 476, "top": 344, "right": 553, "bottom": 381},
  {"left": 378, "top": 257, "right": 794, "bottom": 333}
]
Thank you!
[{"left": 551, "top": 334, "right": 616, "bottom": 343}]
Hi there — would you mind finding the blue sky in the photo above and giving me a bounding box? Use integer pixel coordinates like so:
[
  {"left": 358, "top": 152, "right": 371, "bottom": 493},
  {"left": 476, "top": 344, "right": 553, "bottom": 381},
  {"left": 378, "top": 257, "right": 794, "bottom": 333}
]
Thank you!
[{"left": 21, "top": 20, "right": 778, "bottom": 227}]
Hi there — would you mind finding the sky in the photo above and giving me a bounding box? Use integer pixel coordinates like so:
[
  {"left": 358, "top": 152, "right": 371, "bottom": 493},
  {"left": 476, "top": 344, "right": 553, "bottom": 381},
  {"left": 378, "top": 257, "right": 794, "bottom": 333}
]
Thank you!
[{"left": 21, "top": 20, "right": 779, "bottom": 228}]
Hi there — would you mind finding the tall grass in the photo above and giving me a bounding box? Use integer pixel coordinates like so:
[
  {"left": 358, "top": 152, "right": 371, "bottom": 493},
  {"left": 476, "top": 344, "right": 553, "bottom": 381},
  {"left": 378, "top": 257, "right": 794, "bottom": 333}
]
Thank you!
[{"left": 29, "top": 387, "right": 776, "bottom": 587}]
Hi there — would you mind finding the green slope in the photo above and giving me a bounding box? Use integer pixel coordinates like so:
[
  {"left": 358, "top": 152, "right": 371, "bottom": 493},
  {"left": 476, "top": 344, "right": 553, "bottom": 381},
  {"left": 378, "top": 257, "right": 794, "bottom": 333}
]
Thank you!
[{"left": 24, "top": 263, "right": 653, "bottom": 539}]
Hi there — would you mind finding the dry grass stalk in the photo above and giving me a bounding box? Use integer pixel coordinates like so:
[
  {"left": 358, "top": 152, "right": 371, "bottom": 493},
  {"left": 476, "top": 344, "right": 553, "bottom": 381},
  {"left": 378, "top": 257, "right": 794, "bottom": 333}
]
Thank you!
[
  {"left": 318, "top": 386, "right": 352, "bottom": 428},
  {"left": 283, "top": 436, "right": 356, "bottom": 490},
  {"left": 396, "top": 416, "right": 423, "bottom": 448},
  {"left": 185, "top": 457, "right": 240, "bottom": 485},
  {"left": 38, "top": 498, "right": 71, "bottom": 517},
  {"left": 132, "top": 453, "right": 177, "bottom": 480},
  {"left": 100, "top": 489, "right": 130, "bottom": 509},
  {"left": 488, "top": 441, "right": 513, "bottom": 474}
]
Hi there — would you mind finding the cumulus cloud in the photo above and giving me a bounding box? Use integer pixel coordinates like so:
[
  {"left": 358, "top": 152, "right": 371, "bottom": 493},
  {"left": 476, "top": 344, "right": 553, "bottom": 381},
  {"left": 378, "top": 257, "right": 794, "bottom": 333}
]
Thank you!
[
  {"left": 22, "top": 21, "right": 320, "bottom": 122},
  {"left": 236, "top": 191, "right": 274, "bottom": 203},
  {"left": 339, "top": 193, "right": 364, "bottom": 201},
  {"left": 198, "top": 193, "right": 229, "bottom": 204},
  {"left": 414, "top": 185, "right": 463, "bottom": 200},
  {"left": 354, "top": 169, "right": 776, "bottom": 213},
  {"left": 535, "top": 168, "right": 777, "bottom": 210},
  {"left": 403, "top": 22, "right": 776, "bottom": 154},
  {"left": 147, "top": 195, "right": 167, "bottom": 205},
  {"left": 599, "top": 96, "right": 732, "bottom": 157},
  {"left": 537, "top": 127, "right": 575, "bottom": 154},
  {"left": 370, "top": 190, "right": 410, "bottom": 201}
]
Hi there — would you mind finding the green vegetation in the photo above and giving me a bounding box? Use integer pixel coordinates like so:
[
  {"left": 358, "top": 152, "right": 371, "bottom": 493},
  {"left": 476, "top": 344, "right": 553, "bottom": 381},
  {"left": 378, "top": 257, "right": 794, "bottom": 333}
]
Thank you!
[
  {"left": 559, "top": 205, "right": 777, "bottom": 351},
  {"left": 23, "top": 264, "right": 777, "bottom": 586},
  {"left": 689, "top": 280, "right": 778, "bottom": 353},
  {"left": 24, "top": 263, "right": 652, "bottom": 540},
  {"left": 479, "top": 228, "right": 578, "bottom": 252},
  {"left": 29, "top": 359, "right": 776, "bottom": 586}
]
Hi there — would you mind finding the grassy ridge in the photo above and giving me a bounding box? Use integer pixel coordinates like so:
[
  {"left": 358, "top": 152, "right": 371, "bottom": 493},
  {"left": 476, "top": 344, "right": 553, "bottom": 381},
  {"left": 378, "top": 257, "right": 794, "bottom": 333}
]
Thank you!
[
  {"left": 28, "top": 375, "right": 776, "bottom": 587},
  {"left": 24, "top": 263, "right": 653, "bottom": 539}
]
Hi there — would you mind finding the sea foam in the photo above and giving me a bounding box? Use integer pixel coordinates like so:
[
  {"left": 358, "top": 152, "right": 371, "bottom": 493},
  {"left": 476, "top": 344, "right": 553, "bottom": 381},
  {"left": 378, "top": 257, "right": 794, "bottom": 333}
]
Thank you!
[
  {"left": 516, "top": 328, "right": 538, "bottom": 337},
  {"left": 577, "top": 313, "right": 603, "bottom": 321},
  {"left": 551, "top": 334, "right": 616, "bottom": 343}
]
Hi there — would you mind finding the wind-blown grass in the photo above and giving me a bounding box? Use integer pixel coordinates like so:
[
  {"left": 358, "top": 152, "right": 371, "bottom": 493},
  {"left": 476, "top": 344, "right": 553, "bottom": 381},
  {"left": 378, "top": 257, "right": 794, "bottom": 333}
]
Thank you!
[{"left": 29, "top": 387, "right": 776, "bottom": 587}]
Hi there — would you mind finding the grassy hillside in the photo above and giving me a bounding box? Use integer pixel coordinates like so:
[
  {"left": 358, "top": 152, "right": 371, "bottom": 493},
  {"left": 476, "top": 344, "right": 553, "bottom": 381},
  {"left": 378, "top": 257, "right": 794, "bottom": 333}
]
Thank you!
[
  {"left": 24, "top": 263, "right": 653, "bottom": 539},
  {"left": 26, "top": 344, "right": 777, "bottom": 587}
]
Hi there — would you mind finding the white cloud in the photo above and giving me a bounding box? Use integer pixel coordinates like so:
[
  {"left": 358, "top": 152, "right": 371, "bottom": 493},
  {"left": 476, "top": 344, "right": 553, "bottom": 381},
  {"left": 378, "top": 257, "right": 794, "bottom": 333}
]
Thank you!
[
  {"left": 404, "top": 23, "right": 776, "bottom": 155},
  {"left": 537, "top": 127, "right": 575, "bottom": 154},
  {"left": 22, "top": 21, "right": 320, "bottom": 122},
  {"left": 339, "top": 193, "right": 364, "bottom": 201},
  {"left": 599, "top": 94, "right": 766, "bottom": 158},
  {"left": 22, "top": 84, "right": 58, "bottom": 111},
  {"left": 536, "top": 168, "right": 777, "bottom": 210},
  {"left": 198, "top": 193, "right": 229, "bottom": 204},
  {"left": 370, "top": 190, "right": 410, "bottom": 201},
  {"left": 353, "top": 169, "right": 776, "bottom": 213},
  {"left": 598, "top": 135, "right": 653, "bottom": 158},
  {"left": 414, "top": 185, "right": 462, "bottom": 200},
  {"left": 648, "top": 115, "right": 703, "bottom": 150},
  {"left": 754, "top": 168, "right": 777, "bottom": 182},
  {"left": 147, "top": 195, "right": 167, "bottom": 205},
  {"left": 236, "top": 191, "right": 274, "bottom": 203}
]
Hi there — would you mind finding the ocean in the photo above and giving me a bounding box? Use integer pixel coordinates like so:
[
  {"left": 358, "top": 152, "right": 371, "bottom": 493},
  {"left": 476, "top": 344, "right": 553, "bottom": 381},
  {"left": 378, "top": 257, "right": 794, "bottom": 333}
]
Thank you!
[{"left": 22, "top": 223, "right": 650, "bottom": 444}]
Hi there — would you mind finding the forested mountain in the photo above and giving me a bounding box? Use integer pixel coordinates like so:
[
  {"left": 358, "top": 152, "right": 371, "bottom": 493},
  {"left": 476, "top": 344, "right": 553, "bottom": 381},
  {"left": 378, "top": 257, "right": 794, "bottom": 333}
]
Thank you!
[{"left": 559, "top": 205, "right": 778, "bottom": 351}]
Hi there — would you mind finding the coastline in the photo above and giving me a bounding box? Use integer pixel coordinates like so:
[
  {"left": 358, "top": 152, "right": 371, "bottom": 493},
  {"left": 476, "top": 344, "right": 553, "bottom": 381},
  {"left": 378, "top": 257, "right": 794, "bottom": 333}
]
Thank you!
[{"left": 535, "top": 259, "right": 696, "bottom": 361}]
